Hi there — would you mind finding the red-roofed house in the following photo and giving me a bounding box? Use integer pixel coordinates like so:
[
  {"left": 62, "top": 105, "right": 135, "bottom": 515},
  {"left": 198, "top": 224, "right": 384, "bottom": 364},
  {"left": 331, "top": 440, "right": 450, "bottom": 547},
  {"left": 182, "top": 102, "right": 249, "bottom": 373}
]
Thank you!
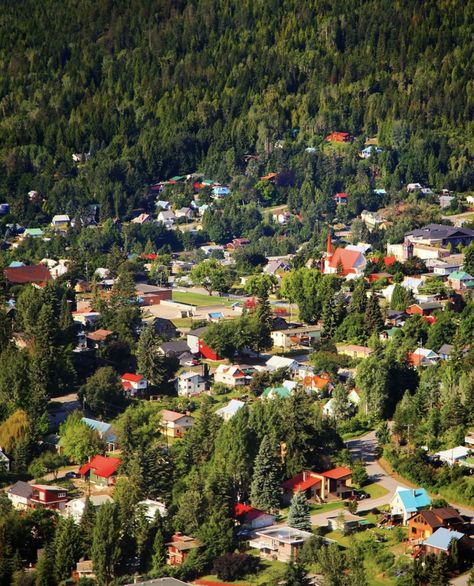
[
  {"left": 325, "top": 132, "right": 352, "bottom": 143},
  {"left": 282, "top": 467, "right": 353, "bottom": 503},
  {"left": 233, "top": 503, "right": 276, "bottom": 530},
  {"left": 4, "top": 264, "right": 52, "bottom": 285},
  {"left": 121, "top": 373, "right": 148, "bottom": 395},
  {"left": 79, "top": 455, "right": 121, "bottom": 486},
  {"left": 384, "top": 256, "right": 397, "bottom": 267},
  {"left": 302, "top": 374, "right": 333, "bottom": 394},
  {"left": 334, "top": 192, "right": 348, "bottom": 206}
]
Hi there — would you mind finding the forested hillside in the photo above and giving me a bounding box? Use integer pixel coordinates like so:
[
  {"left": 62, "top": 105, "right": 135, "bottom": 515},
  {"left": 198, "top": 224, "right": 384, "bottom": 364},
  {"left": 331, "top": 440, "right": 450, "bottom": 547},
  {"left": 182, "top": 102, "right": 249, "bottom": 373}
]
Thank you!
[{"left": 2, "top": 0, "right": 474, "bottom": 218}]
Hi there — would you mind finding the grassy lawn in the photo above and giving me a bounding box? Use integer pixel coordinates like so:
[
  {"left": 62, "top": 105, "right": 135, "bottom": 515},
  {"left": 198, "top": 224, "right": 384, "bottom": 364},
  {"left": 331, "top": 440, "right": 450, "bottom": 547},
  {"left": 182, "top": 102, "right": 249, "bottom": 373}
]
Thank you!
[
  {"left": 172, "top": 291, "right": 234, "bottom": 307},
  {"left": 171, "top": 317, "right": 194, "bottom": 328},
  {"left": 341, "top": 427, "right": 373, "bottom": 441},
  {"left": 198, "top": 556, "right": 286, "bottom": 586},
  {"left": 363, "top": 482, "right": 390, "bottom": 499}
]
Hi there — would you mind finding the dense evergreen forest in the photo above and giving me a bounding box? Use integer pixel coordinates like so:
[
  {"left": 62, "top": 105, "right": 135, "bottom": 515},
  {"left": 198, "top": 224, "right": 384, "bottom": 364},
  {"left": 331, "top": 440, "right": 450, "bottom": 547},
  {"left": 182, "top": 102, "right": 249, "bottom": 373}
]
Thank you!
[{"left": 2, "top": 0, "right": 474, "bottom": 221}]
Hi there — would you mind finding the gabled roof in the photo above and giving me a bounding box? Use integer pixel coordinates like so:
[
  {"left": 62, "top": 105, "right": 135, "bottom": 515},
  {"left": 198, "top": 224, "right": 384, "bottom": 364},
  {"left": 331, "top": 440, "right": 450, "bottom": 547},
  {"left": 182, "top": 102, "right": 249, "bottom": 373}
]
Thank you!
[
  {"left": 328, "top": 248, "right": 365, "bottom": 275},
  {"left": 161, "top": 409, "right": 190, "bottom": 423},
  {"left": 406, "top": 223, "right": 474, "bottom": 240},
  {"left": 414, "top": 507, "right": 465, "bottom": 529},
  {"left": 282, "top": 471, "right": 321, "bottom": 492},
  {"left": 262, "top": 386, "right": 291, "bottom": 399},
  {"left": 8, "top": 481, "right": 32, "bottom": 499},
  {"left": 395, "top": 487, "right": 431, "bottom": 512},
  {"left": 79, "top": 455, "right": 121, "bottom": 478},
  {"left": 4, "top": 264, "right": 52, "bottom": 284},
  {"left": 81, "top": 417, "right": 111, "bottom": 435},
  {"left": 86, "top": 329, "right": 113, "bottom": 342},
  {"left": 320, "top": 466, "right": 352, "bottom": 480},
  {"left": 216, "top": 399, "right": 245, "bottom": 418},
  {"left": 121, "top": 373, "right": 144, "bottom": 383},
  {"left": 266, "top": 355, "right": 298, "bottom": 370},
  {"left": 234, "top": 503, "right": 273, "bottom": 522},
  {"left": 423, "top": 527, "right": 464, "bottom": 551}
]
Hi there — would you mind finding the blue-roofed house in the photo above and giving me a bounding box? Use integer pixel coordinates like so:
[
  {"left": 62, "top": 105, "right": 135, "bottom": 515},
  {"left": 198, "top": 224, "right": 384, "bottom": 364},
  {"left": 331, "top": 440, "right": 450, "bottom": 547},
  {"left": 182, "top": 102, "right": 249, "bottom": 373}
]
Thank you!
[
  {"left": 207, "top": 311, "right": 224, "bottom": 323},
  {"left": 212, "top": 186, "right": 230, "bottom": 199},
  {"left": 81, "top": 417, "right": 118, "bottom": 451},
  {"left": 390, "top": 486, "right": 431, "bottom": 524},
  {"left": 374, "top": 188, "right": 387, "bottom": 196},
  {"left": 262, "top": 386, "right": 292, "bottom": 400},
  {"left": 360, "top": 146, "right": 383, "bottom": 159},
  {"left": 422, "top": 527, "right": 466, "bottom": 556},
  {"left": 9, "top": 261, "right": 25, "bottom": 268}
]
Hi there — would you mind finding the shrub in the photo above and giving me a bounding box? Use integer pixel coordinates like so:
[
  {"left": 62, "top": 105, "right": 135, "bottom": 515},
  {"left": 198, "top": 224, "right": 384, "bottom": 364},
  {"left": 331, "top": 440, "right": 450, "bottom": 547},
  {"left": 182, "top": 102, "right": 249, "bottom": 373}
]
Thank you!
[{"left": 213, "top": 553, "right": 260, "bottom": 581}]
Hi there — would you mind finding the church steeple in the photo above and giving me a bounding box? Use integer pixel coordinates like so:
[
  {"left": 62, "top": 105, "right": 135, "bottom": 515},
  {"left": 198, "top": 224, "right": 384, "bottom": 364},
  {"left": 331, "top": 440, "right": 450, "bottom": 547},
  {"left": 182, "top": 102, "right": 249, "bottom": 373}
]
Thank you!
[{"left": 326, "top": 230, "right": 333, "bottom": 256}]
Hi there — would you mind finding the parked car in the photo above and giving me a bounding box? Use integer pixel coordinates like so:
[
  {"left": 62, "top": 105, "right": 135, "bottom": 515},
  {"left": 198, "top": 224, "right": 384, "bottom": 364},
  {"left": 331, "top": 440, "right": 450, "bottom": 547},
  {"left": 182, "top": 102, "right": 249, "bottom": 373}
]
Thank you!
[{"left": 65, "top": 471, "right": 80, "bottom": 479}]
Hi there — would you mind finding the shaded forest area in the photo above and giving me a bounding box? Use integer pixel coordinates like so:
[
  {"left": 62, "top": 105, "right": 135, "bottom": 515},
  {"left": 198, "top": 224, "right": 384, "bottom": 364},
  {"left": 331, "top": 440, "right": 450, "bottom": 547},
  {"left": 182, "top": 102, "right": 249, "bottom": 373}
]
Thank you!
[{"left": 1, "top": 0, "right": 474, "bottom": 220}]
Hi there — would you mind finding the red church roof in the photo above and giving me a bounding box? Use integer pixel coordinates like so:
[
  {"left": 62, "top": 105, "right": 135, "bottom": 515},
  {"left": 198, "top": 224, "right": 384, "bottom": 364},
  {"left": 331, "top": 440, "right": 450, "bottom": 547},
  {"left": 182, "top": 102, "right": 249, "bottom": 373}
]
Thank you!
[
  {"left": 328, "top": 248, "right": 364, "bottom": 275},
  {"left": 79, "top": 455, "right": 121, "bottom": 479}
]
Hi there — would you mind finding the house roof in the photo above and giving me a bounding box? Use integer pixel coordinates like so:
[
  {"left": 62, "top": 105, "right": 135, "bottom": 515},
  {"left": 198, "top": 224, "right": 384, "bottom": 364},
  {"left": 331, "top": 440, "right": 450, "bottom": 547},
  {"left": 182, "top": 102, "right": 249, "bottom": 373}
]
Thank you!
[
  {"left": 161, "top": 409, "right": 190, "bottom": 423},
  {"left": 262, "top": 386, "right": 291, "bottom": 399},
  {"left": 79, "top": 455, "right": 121, "bottom": 478},
  {"left": 282, "top": 472, "right": 321, "bottom": 492},
  {"left": 438, "top": 343, "right": 453, "bottom": 356},
  {"left": 423, "top": 527, "right": 464, "bottom": 551},
  {"left": 188, "top": 326, "right": 209, "bottom": 336},
  {"left": 179, "top": 371, "right": 204, "bottom": 381},
  {"left": 395, "top": 487, "right": 431, "bottom": 512},
  {"left": 449, "top": 270, "right": 474, "bottom": 280},
  {"left": 4, "top": 264, "right": 52, "bottom": 284},
  {"left": 8, "top": 481, "right": 32, "bottom": 499},
  {"left": 31, "top": 484, "right": 67, "bottom": 493},
  {"left": 406, "top": 223, "right": 474, "bottom": 240},
  {"left": 266, "top": 355, "right": 298, "bottom": 370},
  {"left": 234, "top": 503, "right": 273, "bottom": 522},
  {"left": 415, "top": 507, "right": 465, "bottom": 529},
  {"left": 216, "top": 399, "right": 245, "bottom": 418},
  {"left": 81, "top": 417, "right": 111, "bottom": 435},
  {"left": 121, "top": 373, "right": 144, "bottom": 383},
  {"left": 321, "top": 466, "right": 352, "bottom": 480},
  {"left": 86, "top": 329, "right": 113, "bottom": 342},
  {"left": 160, "top": 340, "right": 190, "bottom": 354},
  {"left": 328, "top": 248, "right": 364, "bottom": 274}
]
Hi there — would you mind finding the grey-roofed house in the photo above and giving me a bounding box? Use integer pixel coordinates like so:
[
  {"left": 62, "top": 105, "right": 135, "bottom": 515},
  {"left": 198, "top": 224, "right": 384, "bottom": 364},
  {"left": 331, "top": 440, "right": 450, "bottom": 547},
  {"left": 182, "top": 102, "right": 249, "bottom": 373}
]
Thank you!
[
  {"left": 149, "top": 317, "right": 178, "bottom": 339},
  {"left": 405, "top": 224, "right": 474, "bottom": 249},
  {"left": 159, "top": 340, "right": 191, "bottom": 357},
  {"left": 7, "top": 481, "right": 32, "bottom": 510}
]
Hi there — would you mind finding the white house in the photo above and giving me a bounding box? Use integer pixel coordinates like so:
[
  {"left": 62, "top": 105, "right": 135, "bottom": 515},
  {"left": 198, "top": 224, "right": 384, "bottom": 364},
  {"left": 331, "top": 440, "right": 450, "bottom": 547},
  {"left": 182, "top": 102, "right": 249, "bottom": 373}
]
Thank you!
[
  {"left": 175, "top": 207, "right": 194, "bottom": 220},
  {"left": 66, "top": 495, "right": 113, "bottom": 523},
  {"left": 434, "top": 446, "right": 472, "bottom": 466},
  {"left": 160, "top": 410, "right": 194, "bottom": 438},
  {"left": 214, "top": 364, "right": 252, "bottom": 388},
  {"left": 138, "top": 499, "right": 168, "bottom": 521},
  {"left": 271, "top": 326, "right": 321, "bottom": 350},
  {"left": 131, "top": 213, "right": 152, "bottom": 225},
  {"left": 121, "top": 373, "right": 148, "bottom": 395},
  {"left": 407, "top": 183, "right": 423, "bottom": 192},
  {"left": 215, "top": 399, "right": 245, "bottom": 422},
  {"left": 390, "top": 487, "right": 431, "bottom": 524},
  {"left": 265, "top": 355, "right": 299, "bottom": 372},
  {"left": 323, "top": 389, "right": 361, "bottom": 417},
  {"left": 7, "top": 481, "right": 32, "bottom": 510},
  {"left": 51, "top": 214, "right": 70, "bottom": 230},
  {"left": 176, "top": 372, "right": 206, "bottom": 397},
  {"left": 158, "top": 210, "right": 176, "bottom": 225}
]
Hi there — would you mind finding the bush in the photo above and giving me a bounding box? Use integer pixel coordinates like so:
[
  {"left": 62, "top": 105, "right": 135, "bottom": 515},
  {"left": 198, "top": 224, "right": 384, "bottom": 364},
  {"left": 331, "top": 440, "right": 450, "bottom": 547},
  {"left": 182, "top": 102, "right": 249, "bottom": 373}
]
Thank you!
[{"left": 213, "top": 553, "right": 260, "bottom": 581}]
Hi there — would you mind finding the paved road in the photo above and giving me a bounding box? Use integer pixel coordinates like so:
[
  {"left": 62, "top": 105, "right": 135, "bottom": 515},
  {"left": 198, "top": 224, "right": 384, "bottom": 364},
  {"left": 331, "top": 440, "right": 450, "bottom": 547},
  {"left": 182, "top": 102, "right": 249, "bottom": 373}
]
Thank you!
[
  {"left": 450, "top": 572, "right": 471, "bottom": 585},
  {"left": 310, "top": 430, "right": 474, "bottom": 528}
]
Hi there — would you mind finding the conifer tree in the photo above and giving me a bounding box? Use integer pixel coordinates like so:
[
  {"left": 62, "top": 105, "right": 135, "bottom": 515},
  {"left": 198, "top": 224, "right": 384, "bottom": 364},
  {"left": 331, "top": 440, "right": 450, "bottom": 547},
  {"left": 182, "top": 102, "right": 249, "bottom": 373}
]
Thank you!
[
  {"left": 287, "top": 490, "right": 311, "bottom": 531},
  {"left": 80, "top": 497, "right": 96, "bottom": 558},
  {"left": 54, "top": 516, "right": 81, "bottom": 582},
  {"left": 281, "top": 559, "right": 312, "bottom": 586},
  {"left": 250, "top": 435, "right": 282, "bottom": 512},
  {"left": 349, "top": 279, "right": 367, "bottom": 313},
  {"left": 322, "top": 297, "right": 337, "bottom": 339},
  {"left": 34, "top": 543, "right": 55, "bottom": 586},
  {"left": 137, "top": 323, "right": 167, "bottom": 386},
  {"left": 364, "top": 294, "right": 384, "bottom": 335},
  {"left": 91, "top": 502, "right": 121, "bottom": 586},
  {"left": 150, "top": 524, "right": 167, "bottom": 575}
]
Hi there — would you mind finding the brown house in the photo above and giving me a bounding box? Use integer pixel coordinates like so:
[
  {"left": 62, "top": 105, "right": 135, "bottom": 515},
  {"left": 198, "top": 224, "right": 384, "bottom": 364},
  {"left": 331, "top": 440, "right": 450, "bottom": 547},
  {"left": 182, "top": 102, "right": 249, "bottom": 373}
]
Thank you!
[
  {"left": 408, "top": 507, "right": 467, "bottom": 541},
  {"left": 166, "top": 533, "right": 203, "bottom": 566},
  {"left": 282, "top": 467, "right": 353, "bottom": 504}
]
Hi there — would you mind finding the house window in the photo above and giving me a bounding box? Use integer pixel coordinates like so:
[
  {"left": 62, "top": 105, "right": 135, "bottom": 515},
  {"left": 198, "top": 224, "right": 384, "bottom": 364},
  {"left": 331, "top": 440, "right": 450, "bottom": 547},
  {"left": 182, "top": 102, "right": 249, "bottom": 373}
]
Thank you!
[{"left": 411, "top": 527, "right": 416, "bottom": 534}]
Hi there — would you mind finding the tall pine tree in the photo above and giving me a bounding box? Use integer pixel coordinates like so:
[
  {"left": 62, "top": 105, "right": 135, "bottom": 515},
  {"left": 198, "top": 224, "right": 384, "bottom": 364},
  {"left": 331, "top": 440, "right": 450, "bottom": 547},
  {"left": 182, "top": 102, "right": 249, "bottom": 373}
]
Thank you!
[
  {"left": 250, "top": 435, "right": 282, "bottom": 512},
  {"left": 287, "top": 490, "right": 311, "bottom": 531}
]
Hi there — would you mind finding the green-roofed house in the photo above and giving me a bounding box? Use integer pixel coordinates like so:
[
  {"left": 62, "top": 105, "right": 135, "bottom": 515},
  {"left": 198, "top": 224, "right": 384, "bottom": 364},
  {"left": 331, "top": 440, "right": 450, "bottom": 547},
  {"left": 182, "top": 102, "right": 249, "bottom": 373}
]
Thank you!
[
  {"left": 23, "top": 228, "right": 44, "bottom": 238},
  {"left": 202, "top": 179, "right": 215, "bottom": 185},
  {"left": 380, "top": 326, "right": 399, "bottom": 342},
  {"left": 169, "top": 176, "right": 185, "bottom": 182},
  {"left": 262, "top": 386, "right": 291, "bottom": 400},
  {"left": 448, "top": 270, "right": 474, "bottom": 291}
]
